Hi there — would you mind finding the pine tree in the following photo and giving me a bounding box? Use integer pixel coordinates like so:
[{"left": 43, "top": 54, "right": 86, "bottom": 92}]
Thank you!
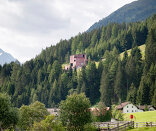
[
  {"left": 145, "top": 27, "right": 156, "bottom": 70},
  {"left": 137, "top": 76, "right": 150, "bottom": 105},
  {"left": 152, "top": 88, "right": 156, "bottom": 108},
  {"left": 127, "top": 83, "right": 137, "bottom": 104},
  {"left": 114, "top": 63, "right": 124, "bottom": 102},
  {"left": 86, "top": 62, "right": 99, "bottom": 104},
  {"left": 100, "top": 69, "right": 110, "bottom": 106}
]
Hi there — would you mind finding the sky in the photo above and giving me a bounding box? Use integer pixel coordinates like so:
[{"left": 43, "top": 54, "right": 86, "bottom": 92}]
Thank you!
[{"left": 0, "top": 0, "right": 136, "bottom": 63}]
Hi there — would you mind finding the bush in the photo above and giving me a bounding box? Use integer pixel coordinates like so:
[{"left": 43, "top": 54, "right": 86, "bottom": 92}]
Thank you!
[
  {"left": 32, "top": 115, "right": 66, "bottom": 131},
  {"left": 112, "top": 105, "right": 124, "bottom": 121},
  {"left": 96, "top": 110, "right": 112, "bottom": 122},
  {"left": 91, "top": 102, "right": 112, "bottom": 122},
  {"left": 84, "top": 123, "right": 98, "bottom": 131},
  {"left": 18, "top": 101, "right": 49, "bottom": 130}
]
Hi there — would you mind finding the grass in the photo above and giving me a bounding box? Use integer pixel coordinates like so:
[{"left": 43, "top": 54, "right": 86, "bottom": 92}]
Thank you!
[
  {"left": 124, "top": 111, "right": 156, "bottom": 122},
  {"left": 120, "top": 44, "right": 146, "bottom": 60},
  {"left": 95, "top": 62, "right": 99, "bottom": 68},
  {"left": 127, "top": 127, "right": 156, "bottom": 131}
]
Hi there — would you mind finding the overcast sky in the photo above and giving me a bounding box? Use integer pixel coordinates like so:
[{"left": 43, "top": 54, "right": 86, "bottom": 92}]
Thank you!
[{"left": 0, "top": 0, "right": 136, "bottom": 63}]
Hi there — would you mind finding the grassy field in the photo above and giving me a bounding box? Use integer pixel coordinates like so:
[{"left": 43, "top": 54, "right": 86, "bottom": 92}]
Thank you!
[
  {"left": 120, "top": 44, "right": 146, "bottom": 60},
  {"left": 127, "top": 127, "right": 156, "bottom": 131},
  {"left": 124, "top": 111, "right": 156, "bottom": 122}
]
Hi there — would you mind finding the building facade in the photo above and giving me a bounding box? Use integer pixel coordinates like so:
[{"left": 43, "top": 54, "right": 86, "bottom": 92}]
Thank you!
[
  {"left": 47, "top": 108, "right": 60, "bottom": 116},
  {"left": 65, "top": 54, "right": 88, "bottom": 70},
  {"left": 123, "top": 103, "right": 142, "bottom": 113},
  {"left": 116, "top": 102, "right": 155, "bottom": 113}
]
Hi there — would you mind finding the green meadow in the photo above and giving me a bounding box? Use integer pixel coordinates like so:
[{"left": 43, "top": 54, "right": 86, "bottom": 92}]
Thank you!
[
  {"left": 127, "top": 127, "right": 156, "bottom": 131},
  {"left": 120, "top": 44, "right": 146, "bottom": 60},
  {"left": 124, "top": 111, "right": 156, "bottom": 122}
]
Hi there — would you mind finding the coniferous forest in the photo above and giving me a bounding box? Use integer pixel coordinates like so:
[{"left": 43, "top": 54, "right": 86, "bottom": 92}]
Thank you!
[{"left": 0, "top": 14, "right": 156, "bottom": 108}]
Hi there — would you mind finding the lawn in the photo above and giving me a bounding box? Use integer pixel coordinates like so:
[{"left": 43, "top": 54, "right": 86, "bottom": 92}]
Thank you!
[
  {"left": 124, "top": 111, "right": 156, "bottom": 122},
  {"left": 127, "top": 127, "right": 156, "bottom": 131}
]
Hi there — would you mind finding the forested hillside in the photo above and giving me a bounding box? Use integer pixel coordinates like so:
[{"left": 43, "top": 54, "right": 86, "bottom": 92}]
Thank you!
[
  {"left": 0, "top": 15, "right": 156, "bottom": 108},
  {"left": 88, "top": 0, "right": 156, "bottom": 32}
]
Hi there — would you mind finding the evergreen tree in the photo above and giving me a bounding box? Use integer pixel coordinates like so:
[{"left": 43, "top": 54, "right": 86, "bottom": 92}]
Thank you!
[
  {"left": 100, "top": 69, "right": 110, "bottom": 106},
  {"left": 86, "top": 62, "right": 99, "bottom": 104},
  {"left": 127, "top": 83, "right": 137, "bottom": 104},
  {"left": 114, "top": 63, "right": 124, "bottom": 102},
  {"left": 152, "top": 88, "right": 156, "bottom": 108}
]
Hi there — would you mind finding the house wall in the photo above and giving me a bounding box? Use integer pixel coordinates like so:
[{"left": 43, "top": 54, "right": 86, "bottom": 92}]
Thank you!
[
  {"left": 149, "top": 107, "right": 155, "bottom": 111},
  {"left": 47, "top": 108, "right": 60, "bottom": 116},
  {"left": 137, "top": 109, "right": 144, "bottom": 112},
  {"left": 70, "top": 54, "right": 87, "bottom": 69},
  {"left": 75, "top": 57, "right": 86, "bottom": 68},
  {"left": 123, "top": 104, "right": 143, "bottom": 113},
  {"left": 64, "top": 64, "right": 70, "bottom": 70}
]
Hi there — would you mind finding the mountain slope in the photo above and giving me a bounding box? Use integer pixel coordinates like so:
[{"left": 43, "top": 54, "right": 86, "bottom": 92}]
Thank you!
[
  {"left": 0, "top": 48, "right": 16, "bottom": 66},
  {"left": 120, "top": 44, "right": 146, "bottom": 60},
  {"left": 88, "top": 0, "right": 156, "bottom": 32},
  {"left": 0, "top": 15, "right": 156, "bottom": 108}
]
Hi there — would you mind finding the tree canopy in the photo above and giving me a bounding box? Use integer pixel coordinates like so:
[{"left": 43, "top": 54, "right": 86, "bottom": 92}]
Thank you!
[
  {"left": 0, "top": 93, "right": 19, "bottom": 130},
  {"left": 59, "top": 93, "right": 91, "bottom": 130}
]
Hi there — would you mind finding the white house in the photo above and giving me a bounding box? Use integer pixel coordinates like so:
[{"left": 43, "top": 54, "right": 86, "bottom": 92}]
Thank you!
[{"left": 116, "top": 102, "right": 155, "bottom": 113}]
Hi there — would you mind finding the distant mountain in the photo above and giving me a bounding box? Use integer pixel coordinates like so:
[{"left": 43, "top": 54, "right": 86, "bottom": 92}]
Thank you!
[
  {"left": 88, "top": 0, "right": 156, "bottom": 32},
  {"left": 0, "top": 48, "right": 16, "bottom": 66}
]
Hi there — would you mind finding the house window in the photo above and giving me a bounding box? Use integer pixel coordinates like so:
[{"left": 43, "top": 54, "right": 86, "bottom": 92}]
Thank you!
[
  {"left": 127, "top": 110, "right": 128, "bottom": 112},
  {"left": 127, "top": 106, "right": 128, "bottom": 108},
  {"left": 135, "top": 110, "right": 136, "bottom": 112},
  {"left": 132, "top": 106, "right": 133, "bottom": 108},
  {"left": 83, "top": 55, "right": 84, "bottom": 58},
  {"left": 70, "top": 63, "right": 73, "bottom": 66},
  {"left": 74, "top": 60, "right": 76, "bottom": 62},
  {"left": 132, "top": 110, "right": 133, "bottom": 112}
]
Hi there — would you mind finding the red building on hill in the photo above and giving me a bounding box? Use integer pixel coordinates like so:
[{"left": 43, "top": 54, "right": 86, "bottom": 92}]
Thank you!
[{"left": 65, "top": 54, "right": 88, "bottom": 70}]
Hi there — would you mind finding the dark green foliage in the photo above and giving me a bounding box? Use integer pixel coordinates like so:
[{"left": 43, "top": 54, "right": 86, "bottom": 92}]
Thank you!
[
  {"left": 137, "top": 18, "right": 156, "bottom": 105},
  {"left": 125, "top": 46, "right": 143, "bottom": 88},
  {"left": 0, "top": 93, "right": 19, "bottom": 130},
  {"left": 152, "top": 89, "right": 156, "bottom": 108},
  {"left": 86, "top": 62, "right": 100, "bottom": 104},
  {"left": 145, "top": 22, "right": 156, "bottom": 69},
  {"left": 114, "top": 63, "right": 125, "bottom": 102},
  {"left": 127, "top": 83, "right": 137, "bottom": 104}
]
